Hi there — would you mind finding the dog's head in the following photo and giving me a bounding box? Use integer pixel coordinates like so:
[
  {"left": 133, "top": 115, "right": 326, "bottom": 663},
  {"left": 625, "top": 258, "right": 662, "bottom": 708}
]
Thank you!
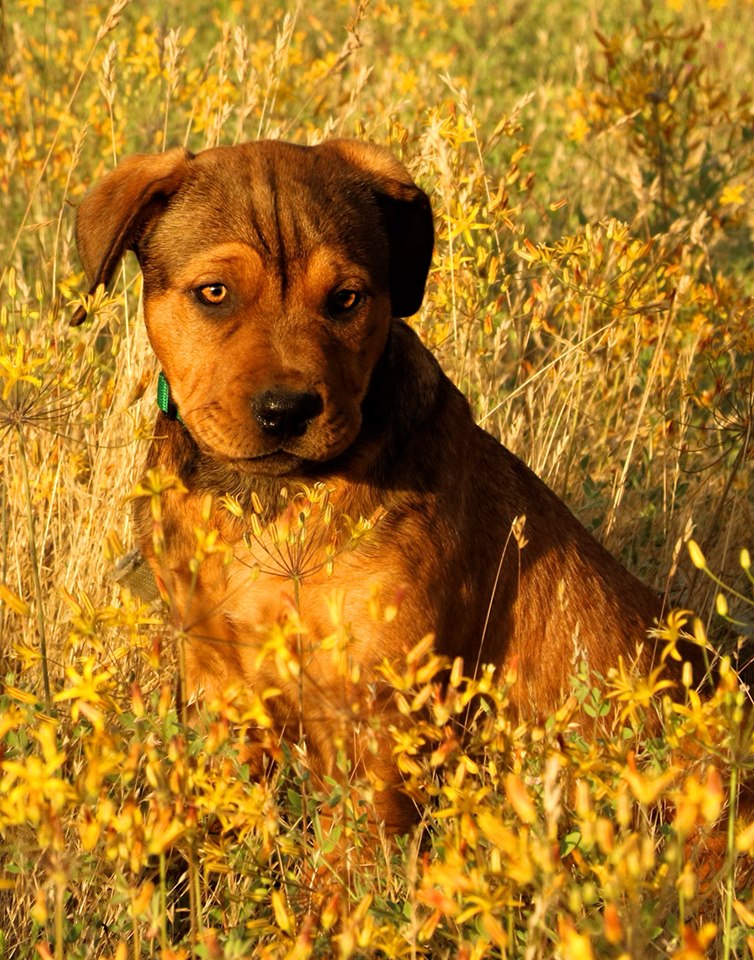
[{"left": 74, "top": 140, "right": 433, "bottom": 475}]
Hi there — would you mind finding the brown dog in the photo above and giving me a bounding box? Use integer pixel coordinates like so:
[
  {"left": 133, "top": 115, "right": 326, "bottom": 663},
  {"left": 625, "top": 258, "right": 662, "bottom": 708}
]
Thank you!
[{"left": 74, "top": 140, "right": 669, "bottom": 833}]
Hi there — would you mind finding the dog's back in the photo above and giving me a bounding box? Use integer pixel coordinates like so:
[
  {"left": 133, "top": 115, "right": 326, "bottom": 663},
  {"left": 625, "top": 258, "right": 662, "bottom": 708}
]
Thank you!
[{"left": 328, "top": 318, "right": 665, "bottom": 714}]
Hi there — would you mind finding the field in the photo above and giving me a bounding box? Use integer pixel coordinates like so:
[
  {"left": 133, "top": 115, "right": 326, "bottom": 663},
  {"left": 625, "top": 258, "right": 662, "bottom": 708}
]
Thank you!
[{"left": 1, "top": 0, "right": 754, "bottom": 955}]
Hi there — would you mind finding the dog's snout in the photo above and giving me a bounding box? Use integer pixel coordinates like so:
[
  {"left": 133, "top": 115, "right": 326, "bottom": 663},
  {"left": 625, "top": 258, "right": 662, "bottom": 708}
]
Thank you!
[{"left": 251, "top": 389, "right": 323, "bottom": 439}]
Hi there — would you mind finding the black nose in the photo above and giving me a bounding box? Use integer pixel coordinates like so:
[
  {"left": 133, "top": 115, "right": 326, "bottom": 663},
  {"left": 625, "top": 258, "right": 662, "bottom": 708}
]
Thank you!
[{"left": 251, "top": 389, "right": 323, "bottom": 439}]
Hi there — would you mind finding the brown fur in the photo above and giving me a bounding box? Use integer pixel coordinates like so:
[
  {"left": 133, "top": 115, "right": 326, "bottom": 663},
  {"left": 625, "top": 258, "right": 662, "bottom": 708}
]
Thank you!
[{"left": 76, "top": 140, "right": 669, "bottom": 834}]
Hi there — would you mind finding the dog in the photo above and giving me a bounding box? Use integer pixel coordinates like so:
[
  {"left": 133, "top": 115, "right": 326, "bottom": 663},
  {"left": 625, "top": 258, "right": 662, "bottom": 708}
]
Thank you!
[{"left": 74, "top": 140, "right": 674, "bottom": 834}]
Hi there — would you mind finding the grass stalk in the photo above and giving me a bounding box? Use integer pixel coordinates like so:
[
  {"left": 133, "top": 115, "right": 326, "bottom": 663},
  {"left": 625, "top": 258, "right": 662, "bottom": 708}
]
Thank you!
[
  {"left": 159, "top": 851, "right": 168, "bottom": 954},
  {"left": 292, "top": 572, "right": 312, "bottom": 875},
  {"left": 54, "top": 875, "right": 64, "bottom": 960},
  {"left": 131, "top": 893, "right": 140, "bottom": 960},
  {"left": 722, "top": 763, "right": 739, "bottom": 960},
  {"left": 17, "top": 427, "right": 51, "bottom": 711},
  {"left": 188, "top": 844, "right": 202, "bottom": 953},
  {"left": 0, "top": 469, "right": 7, "bottom": 669}
]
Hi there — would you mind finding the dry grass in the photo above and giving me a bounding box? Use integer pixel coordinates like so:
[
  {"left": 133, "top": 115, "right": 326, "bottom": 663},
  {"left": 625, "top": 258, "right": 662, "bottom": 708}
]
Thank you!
[{"left": 0, "top": 0, "right": 753, "bottom": 956}]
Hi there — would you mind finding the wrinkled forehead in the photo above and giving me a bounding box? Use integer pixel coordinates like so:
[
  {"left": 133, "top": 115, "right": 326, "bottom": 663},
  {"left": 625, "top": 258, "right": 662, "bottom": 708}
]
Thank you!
[{"left": 139, "top": 143, "right": 390, "bottom": 285}]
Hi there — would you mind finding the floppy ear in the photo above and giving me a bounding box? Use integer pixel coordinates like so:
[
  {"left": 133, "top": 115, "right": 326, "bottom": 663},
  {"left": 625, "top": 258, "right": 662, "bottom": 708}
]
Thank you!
[
  {"left": 324, "top": 140, "right": 434, "bottom": 318},
  {"left": 72, "top": 147, "right": 193, "bottom": 325}
]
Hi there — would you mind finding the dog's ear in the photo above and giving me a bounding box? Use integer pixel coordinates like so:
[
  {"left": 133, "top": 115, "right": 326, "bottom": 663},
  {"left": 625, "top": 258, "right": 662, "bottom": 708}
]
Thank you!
[
  {"left": 72, "top": 147, "right": 192, "bottom": 325},
  {"left": 324, "top": 140, "right": 434, "bottom": 318}
]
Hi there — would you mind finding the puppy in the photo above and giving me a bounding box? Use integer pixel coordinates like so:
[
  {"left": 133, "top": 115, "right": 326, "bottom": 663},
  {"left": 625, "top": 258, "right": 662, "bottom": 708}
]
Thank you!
[{"left": 75, "top": 140, "right": 670, "bottom": 833}]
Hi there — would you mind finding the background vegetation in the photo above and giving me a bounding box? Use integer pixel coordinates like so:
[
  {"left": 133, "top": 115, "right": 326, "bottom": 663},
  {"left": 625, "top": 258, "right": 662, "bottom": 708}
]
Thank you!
[{"left": 0, "top": 0, "right": 753, "bottom": 955}]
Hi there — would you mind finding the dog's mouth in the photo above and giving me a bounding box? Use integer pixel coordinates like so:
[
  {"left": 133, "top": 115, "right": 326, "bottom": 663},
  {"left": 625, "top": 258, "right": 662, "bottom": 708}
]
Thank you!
[
  {"left": 220, "top": 447, "right": 303, "bottom": 476},
  {"left": 244, "top": 448, "right": 285, "bottom": 462},
  {"left": 221, "top": 444, "right": 333, "bottom": 478},
  {"left": 229, "top": 432, "right": 358, "bottom": 477},
  {"left": 185, "top": 403, "right": 362, "bottom": 476},
  {"left": 249, "top": 450, "right": 310, "bottom": 474}
]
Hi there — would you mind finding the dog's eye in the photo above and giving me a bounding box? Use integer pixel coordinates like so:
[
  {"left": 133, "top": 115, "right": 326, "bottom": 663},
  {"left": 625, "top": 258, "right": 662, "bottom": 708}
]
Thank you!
[
  {"left": 329, "top": 289, "right": 363, "bottom": 316},
  {"left": 196, "top": 283, "right": 228, "bottom": 306}
]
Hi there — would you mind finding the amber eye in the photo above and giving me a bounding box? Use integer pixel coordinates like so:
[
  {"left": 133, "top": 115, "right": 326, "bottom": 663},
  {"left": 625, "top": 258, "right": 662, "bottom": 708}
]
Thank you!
[
  {"left": 329, "top": 289, "right": 363, "bottom": 315},
  {"left": 196, "top": 283, "right": 228, "bottom": 306}
]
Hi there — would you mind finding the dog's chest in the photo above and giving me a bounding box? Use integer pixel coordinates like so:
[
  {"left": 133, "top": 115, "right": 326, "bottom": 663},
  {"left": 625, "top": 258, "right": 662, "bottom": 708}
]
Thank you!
[
  {"left": 220, "top": 517, "right": 409, "bottom": 656},
  {"left": 159, "top": 486, "right": 431, "bottom": 681}
]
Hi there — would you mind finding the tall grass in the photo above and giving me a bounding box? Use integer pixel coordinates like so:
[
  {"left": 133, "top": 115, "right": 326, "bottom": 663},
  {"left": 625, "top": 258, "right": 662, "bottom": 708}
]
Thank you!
[{"left": 0, "top": 0, "right": 753, "bottom": 956}]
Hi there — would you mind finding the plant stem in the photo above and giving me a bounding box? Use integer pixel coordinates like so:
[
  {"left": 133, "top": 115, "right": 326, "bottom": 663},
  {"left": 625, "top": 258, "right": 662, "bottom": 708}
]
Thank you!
[
  {"left": 159, "top": 851, "right": 168, "bottom": 954},
  {"left": 0, "top": 469, "right": 7, "bottom": 671},
  {"left": 293, "top": 573, "right": 312, "bottom": 865},
  {"left": 54, "top": 874, "right": 64, "bottom": 960},
  {"left": 723, "top": 762, "right": 739, "bottom": 960},
  {"left": 17, "top": 428, "right": 51, "bottom": 711}
]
